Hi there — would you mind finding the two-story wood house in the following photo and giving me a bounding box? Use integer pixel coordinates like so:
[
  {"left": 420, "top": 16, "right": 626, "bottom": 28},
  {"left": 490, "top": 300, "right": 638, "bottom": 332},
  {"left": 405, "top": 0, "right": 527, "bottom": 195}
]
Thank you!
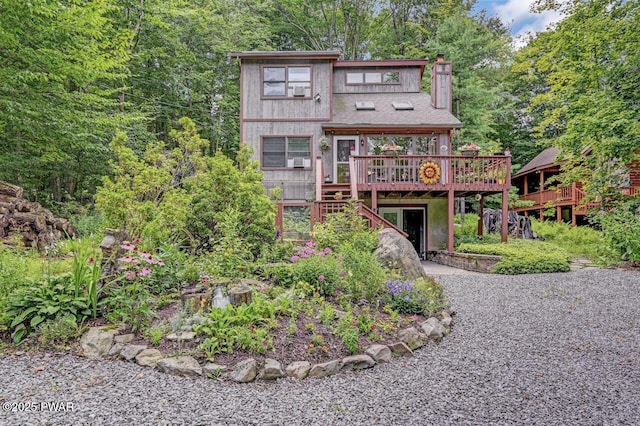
[{"left": 230, "top": 51, "right": 511, "bottom": 254}]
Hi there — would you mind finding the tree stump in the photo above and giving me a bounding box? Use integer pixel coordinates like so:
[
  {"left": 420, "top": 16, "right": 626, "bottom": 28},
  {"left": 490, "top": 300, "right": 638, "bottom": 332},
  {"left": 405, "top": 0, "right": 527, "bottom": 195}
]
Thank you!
[{"left": 228, "top": 285, "right": 252, "bottom": 306}]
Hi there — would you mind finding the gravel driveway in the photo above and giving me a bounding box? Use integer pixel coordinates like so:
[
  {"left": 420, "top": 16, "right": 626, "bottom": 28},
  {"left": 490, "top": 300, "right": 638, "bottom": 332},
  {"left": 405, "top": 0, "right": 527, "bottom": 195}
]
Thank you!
[{"left": 1, "top": 268, "right": 639, "bottom": 425}]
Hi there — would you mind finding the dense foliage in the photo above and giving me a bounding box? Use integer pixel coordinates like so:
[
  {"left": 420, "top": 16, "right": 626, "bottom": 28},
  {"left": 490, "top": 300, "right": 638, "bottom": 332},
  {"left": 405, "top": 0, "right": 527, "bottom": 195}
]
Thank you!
[{"left": 95, "top": 118, "right": 276, "bottom": 253}]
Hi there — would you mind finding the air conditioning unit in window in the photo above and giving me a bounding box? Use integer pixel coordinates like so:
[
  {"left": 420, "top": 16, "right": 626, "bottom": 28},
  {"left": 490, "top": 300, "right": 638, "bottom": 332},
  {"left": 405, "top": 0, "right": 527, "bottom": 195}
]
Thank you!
[
  {"left": 293, "top": 86, "right": 306, "bottom": 97},
  {"left": 287, "top": 157, "right": 310, "bottom": 168}
]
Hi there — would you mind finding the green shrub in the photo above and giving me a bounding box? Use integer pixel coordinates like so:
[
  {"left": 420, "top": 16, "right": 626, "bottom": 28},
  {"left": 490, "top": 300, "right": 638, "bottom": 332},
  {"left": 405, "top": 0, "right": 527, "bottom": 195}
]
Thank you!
[
  {"left": 457, "top": 240, "right": 571, "bottom": 274},
  {"left": 5, "top": 274, "right": 92, "bottom": 342},
  {"left": 312, "top": 199, "right": 371, "bottom": 250},
  {"left": 591, "top": 199, "right": 640, "bottom": 263},
  {"left": 531, "top": 218, "right": 618, "bottom": 264},
  {"left": 289, "top": 243, "right": 342, "bottom": 296},
  {"left": 37, "top": 314, "right": 80, "bottom": 346},
  {"left": 339, "top": 239, "right": 386, "bottom": 302},
  {"left": 95, "top": 118, "right": 276, "bottom": 254},
  {"left": 194, "top": 291, "right": 292, "bottom": 360}
]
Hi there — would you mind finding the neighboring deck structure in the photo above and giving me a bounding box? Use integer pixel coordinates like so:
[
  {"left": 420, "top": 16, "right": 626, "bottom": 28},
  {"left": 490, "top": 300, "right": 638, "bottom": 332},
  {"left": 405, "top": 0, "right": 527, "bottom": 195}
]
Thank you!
[{"left": 512, "top": 147, "right": 640, "bottom": 225}]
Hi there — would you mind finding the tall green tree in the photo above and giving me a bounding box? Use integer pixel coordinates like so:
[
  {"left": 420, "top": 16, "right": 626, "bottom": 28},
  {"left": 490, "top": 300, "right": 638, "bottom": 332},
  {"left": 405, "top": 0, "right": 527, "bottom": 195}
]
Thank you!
[
  {"left": 272, "top": 0, "right": 375, "bottom": 59},
  {"left": 513, "top": 0, "right": 640, "bottom": 198},
  {"left": 423, "top": 8, "right": 513, "bottom": 152},
  {"left": 115, "top": 0, "right": 275, "bottom": 156},
  {"left": 0, "top": 0, "right": 133, "bottom": 204}
]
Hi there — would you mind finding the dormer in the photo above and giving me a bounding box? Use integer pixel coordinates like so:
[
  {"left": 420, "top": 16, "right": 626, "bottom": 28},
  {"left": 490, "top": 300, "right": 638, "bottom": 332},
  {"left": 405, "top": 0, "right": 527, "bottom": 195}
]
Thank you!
[{"left": 332, "top": 59, "right": 428, "bottom": 94}]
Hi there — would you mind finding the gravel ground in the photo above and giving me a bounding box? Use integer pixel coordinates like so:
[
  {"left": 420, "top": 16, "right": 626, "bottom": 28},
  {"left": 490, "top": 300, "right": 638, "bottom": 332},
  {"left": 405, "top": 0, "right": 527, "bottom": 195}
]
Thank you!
[{"left": 1, "top": 268, "right": 639, "bottom": 426}]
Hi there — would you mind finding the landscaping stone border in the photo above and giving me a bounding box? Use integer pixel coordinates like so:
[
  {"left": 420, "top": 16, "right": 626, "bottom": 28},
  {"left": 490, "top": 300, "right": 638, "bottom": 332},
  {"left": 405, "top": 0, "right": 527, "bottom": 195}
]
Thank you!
[
  {"left": 79, "top": 310, "right": 455, "bottom": 383},
  {"left": 428, "top": 250, "right": 501, "bottom": 273}
]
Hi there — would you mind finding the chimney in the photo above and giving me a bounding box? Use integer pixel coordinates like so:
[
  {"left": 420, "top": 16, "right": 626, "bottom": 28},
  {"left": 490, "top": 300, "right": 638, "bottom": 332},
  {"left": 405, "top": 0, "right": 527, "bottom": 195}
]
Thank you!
[{"left": 431, "top": 53, "right": 452, "bottom": 111}]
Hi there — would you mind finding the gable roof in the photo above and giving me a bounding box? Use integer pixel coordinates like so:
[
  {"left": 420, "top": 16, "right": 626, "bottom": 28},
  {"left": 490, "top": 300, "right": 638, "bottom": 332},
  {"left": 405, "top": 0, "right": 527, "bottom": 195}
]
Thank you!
[
  {"left": 230, "top": 50, "right": 342, "bottom": 60},
  {"left": 324, "top": 92, "right": 462, "bottom": 131},
  {"left": 514, "top": 147, "right": 561, "bottom": 178}
]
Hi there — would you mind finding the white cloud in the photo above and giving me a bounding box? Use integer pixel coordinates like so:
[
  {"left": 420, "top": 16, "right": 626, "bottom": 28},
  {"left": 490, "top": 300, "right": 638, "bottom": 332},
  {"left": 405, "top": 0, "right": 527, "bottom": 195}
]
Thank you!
[{"left": 492, "top": 0, "right": 565, "bottom": 49}]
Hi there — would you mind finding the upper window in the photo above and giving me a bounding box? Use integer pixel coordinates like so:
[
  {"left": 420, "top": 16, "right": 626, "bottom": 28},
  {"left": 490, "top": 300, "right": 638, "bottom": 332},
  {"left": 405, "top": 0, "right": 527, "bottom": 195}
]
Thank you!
[
  {"left": 263, "top": 66, "right": 311, "bottom": 98},
  {"left": 346, "top": 71, "right": 400, "bottom": 85},
  {"left": 262, "top": 136, "right": 312, "bottom": 168}
]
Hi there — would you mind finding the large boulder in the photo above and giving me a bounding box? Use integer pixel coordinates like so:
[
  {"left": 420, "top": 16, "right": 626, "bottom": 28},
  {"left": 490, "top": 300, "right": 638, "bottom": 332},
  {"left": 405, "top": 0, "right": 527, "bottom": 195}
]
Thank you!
[{"left": 375, "top": 228, "right": 426, "bottom": 278}]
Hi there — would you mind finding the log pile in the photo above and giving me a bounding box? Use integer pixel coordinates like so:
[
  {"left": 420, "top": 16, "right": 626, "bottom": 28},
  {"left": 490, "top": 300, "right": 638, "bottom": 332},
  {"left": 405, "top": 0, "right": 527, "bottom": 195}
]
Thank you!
[{"left": 0, "top": 181, "right": 77, "bottom": 250}]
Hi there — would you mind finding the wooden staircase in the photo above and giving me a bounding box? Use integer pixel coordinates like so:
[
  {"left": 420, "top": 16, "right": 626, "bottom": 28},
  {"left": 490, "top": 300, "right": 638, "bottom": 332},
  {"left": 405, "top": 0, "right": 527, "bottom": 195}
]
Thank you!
[{"left": 313, "top": 157, "right": 407, "bottom": 236}]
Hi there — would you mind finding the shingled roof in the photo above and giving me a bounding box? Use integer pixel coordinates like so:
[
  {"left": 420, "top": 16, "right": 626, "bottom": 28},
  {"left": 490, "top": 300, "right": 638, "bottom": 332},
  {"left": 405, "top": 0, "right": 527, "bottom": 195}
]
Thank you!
[
  {"left": 324, "top": 92, "right": 462, "bottom": 130},
  {"left": 514, "top": 147, "right": 562, "bottom": 178}
]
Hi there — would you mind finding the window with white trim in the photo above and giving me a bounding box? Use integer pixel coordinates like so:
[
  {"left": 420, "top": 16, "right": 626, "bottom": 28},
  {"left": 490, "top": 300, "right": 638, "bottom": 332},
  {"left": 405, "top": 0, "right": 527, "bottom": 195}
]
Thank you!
[
  {"left": 262, "top": 136, "right": 311, "bottom": 168},
  {"left": 263, "top": 66, "right": 311, "bottom": 97}
]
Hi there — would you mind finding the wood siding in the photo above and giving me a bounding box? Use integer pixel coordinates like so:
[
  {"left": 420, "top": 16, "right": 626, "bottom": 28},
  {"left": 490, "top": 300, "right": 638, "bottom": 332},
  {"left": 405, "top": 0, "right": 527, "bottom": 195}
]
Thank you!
[
  {"left": 241, "top": 60, "right": 332, "bottom": 120},
  {"left": 333, "top": 68, "right": 422, "bottom": 94}
]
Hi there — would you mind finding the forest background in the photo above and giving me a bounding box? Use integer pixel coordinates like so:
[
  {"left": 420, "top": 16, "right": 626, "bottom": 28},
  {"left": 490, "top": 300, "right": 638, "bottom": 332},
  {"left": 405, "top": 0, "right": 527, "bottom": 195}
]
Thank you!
[{"left": 0, "top": 0, "right": 638, "bottom": 232}]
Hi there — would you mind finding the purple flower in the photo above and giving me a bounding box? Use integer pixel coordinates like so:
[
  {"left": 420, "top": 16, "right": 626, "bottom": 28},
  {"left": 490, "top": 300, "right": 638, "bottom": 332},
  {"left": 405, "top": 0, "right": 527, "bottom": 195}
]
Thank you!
[
  {"left": 138, "top": 267, "right": 152, "bottom": 277},
  {"left": 404, "top": 295, "right": 410, "bottom": 302},
  {"left": 290, "top": 255, "right": 300, "bottom": 263},
  {"left": 305, "top": 241, "right": 315, "bottom": 248},
  {"left": 339, "top": 271, "right": 346, "bottom": 277},
  {"left": 318, "top": 275, "right": 326, "bottom": 282},
  {"left": 121, "top": 241, "right": 135, "bottom": 250},
  {"left": 323, "top": 247, "right": 332, "bottom": 254}
]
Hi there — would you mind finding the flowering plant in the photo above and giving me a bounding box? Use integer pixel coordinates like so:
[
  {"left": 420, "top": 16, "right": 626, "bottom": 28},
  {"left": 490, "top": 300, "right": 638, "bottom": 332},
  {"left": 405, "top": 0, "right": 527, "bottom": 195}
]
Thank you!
[
  {"left": 382, "top": 143, "right": 402, "bottom": 152},
  {"left": 289, "top": 241, "right": 342, "bottom": 296},
  {"left": 458, "top": 143, "right": 480, "bottom": 152},
  {"left": 118, "top": 240, "right": 165, "bottom": 283},
  {"left": 385, "top": 279, "right": 427, "bottom": 314}
]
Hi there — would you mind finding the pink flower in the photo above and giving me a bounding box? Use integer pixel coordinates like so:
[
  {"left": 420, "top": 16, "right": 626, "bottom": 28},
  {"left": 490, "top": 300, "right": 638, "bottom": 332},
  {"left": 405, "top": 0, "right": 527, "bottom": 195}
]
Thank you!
[
  {"left": 157, "top": 260, "right": 165, "bottom": 266},
  {"left": 138, "top": 267, "right": 152, "bottom": 277},
  {"left": 119, "top": 256, "right": 134, "bottom": 263},
  {"left": 323, "top": 247, "right": 332, "bottom": 254},
  {"left": 339, "top": 271, "right": 346, "bottom": 277},
  {"left": 88, "top": 257, "right": 95, "bottom": 264},
  {"left": 121, "top": 241, "right": 135, "bottom": 250},
  {"left": 305, "top": 241, "right": 315, "bottom": 248},
  {"left": 124, "top": 271, "right": 136, "bottom": 279},
  {"left": 318, "top": 275, "right": 325, "bottom": 282},
  {"left": 291, "top": 255, "right": 299, "bottom": 263},
  {"left": 133, "top": 238, "right": 141, "bottom": 244}
]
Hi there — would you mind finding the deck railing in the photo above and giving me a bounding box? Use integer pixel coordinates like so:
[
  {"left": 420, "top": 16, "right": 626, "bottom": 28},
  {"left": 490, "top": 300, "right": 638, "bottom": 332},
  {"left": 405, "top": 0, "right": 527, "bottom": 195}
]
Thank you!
[{"left": 349, "top": 154, "right": 510, "bottom": 192}]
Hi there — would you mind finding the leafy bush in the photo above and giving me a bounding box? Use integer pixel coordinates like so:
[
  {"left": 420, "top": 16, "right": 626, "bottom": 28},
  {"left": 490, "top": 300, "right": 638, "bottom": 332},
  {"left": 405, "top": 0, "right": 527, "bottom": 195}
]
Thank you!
[
  {"left": 95, "top": 118, "right": 276, "bottom": 254},
  {"left": 531, "top": 218, "right": 618, "bottom": 264},
  {"left": 289, "top": 243, "right": 342, "bottom": 296},
  {"left": 37, "top": 314, "right": 81, "bottom": 346},
  {"left": 194, "top": 291, "right": 293, "bottom": 360},
  {"left": 338, "top": 239, "right": 386, "bottom": 302},
  {"left": 591, "top": 199, "right": 640, "bottom": 263},
  {"left": 457, "top": 240, "right": 571, "bottom": 274},
  {"left": 5, "top": 274, "right": 92, "bottom": 342},
  {"left": 312, "top": 199, "right": 371, "bottom": 250}
]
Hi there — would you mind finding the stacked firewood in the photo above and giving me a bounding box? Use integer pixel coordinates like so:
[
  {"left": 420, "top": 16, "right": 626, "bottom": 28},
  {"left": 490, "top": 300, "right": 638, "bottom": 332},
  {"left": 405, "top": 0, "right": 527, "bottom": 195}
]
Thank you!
[{"left": 0, "top": 181, "right": 77, "bottom": 250}]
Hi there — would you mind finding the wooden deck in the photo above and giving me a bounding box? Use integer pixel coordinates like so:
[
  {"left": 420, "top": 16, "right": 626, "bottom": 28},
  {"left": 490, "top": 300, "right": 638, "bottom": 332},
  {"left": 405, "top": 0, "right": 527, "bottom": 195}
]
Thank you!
[
  {"left": 515, "top": 183, "right": 640, "bottom": 223},
  {"left": 347, "top": 154, "right": 511, "bottom": 196}
]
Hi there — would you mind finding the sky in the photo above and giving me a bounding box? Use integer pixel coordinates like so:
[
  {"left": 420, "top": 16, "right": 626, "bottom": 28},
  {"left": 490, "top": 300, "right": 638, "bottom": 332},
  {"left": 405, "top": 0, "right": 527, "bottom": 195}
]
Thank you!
[{"left": 473, "top": 0, "right": 565, "bottom": 47}]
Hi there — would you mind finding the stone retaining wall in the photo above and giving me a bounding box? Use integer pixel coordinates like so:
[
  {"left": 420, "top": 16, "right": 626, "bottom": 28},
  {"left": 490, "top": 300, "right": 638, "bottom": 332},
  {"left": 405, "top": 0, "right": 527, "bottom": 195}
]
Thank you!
[{"left": 428, "top": 250, "right": 501, "bottom": 273}]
